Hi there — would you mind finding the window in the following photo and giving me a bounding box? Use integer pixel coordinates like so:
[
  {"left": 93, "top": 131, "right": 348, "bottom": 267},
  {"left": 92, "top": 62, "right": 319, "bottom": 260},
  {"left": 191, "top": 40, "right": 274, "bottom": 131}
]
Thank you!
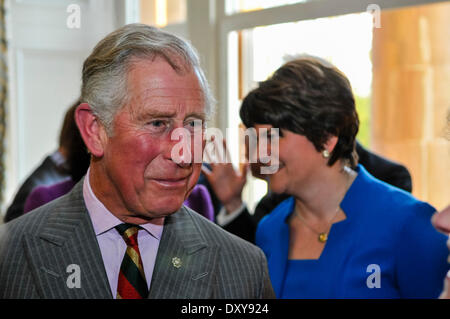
[
  {"left": 226, "top": 0, "right": 311, "bottom": 14},
  {"left": 140, "top": 0, "right": 186, "bottom": 27}
]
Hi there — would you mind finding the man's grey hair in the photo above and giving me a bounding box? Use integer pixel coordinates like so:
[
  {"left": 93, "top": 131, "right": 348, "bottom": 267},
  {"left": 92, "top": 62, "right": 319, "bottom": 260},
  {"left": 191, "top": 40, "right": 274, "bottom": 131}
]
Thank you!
[{"left": 81, "top": 23, "right": 215, "bottom": 135}]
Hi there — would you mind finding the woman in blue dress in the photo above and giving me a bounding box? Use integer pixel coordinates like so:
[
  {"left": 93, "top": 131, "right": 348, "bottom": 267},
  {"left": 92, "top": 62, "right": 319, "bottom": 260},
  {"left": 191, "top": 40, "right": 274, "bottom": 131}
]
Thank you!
[{"left": 239, "top": 56, "right": 449, "bottom": 298}]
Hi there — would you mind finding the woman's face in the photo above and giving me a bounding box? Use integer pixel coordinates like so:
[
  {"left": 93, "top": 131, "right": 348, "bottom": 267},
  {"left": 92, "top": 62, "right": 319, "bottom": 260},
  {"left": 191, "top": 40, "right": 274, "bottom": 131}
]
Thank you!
[{"left": 254, "top": 124, "right": 326, "bottom": 196}]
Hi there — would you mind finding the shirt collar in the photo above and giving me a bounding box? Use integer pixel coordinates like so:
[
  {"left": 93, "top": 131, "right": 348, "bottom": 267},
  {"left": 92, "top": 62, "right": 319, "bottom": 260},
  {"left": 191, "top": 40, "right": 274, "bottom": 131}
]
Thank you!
[{"left": 83, "top": 168, "right": 164, "bottom": 240}]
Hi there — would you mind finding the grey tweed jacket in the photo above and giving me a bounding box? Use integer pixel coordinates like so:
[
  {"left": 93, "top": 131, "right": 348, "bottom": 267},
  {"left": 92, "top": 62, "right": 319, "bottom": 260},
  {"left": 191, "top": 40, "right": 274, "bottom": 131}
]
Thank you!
[{"left": 0, "top": 180, "right": 275, "bottom": 299}]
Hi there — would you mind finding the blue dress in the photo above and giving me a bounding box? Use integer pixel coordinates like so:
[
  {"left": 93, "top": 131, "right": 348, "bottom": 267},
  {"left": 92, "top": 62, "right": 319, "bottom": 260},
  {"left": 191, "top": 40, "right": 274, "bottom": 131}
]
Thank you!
[{"left": 256, "top": 165, "right": 449, "bottom": 298}]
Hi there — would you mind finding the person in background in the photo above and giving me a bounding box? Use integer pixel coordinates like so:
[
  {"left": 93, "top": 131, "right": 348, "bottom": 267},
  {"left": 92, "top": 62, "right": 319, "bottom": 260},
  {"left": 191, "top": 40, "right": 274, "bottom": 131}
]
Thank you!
[
  {"left": 203, "top": 139, "right": 413, "bottom": 243},
  {"left": 432, "top": 204, "right": 450, "bottom": 299},
  {"left": 3, "top": 101, "right": 80, "bottom": 223},
  {"left": 236, "top": 56, "right": 447, "bottom": 298},
  {"left": 23, "top": 101, "right": 90, "bottom": 213},
  {"left": 431, "top": 111, "right": 450, "bottom": 299},
  {"left": 0, "top": 24, "right": 274, "bottom": 299}
]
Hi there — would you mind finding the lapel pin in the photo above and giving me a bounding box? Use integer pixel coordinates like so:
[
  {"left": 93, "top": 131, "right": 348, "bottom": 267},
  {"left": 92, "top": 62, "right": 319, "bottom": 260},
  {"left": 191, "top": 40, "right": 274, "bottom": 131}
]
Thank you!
[{"left": 172, "top": 257, "right": 182, "bottom": 268}]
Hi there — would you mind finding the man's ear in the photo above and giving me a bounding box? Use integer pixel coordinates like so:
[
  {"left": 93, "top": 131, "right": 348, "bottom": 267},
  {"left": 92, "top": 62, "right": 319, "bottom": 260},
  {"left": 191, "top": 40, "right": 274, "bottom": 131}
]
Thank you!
[{"left": 75, "top": 103, "right": 107, "bottom": 157}]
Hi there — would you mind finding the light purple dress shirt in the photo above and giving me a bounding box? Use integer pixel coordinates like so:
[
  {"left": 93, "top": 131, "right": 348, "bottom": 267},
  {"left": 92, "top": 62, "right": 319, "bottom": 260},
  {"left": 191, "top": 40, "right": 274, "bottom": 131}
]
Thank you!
[{"left": 83, "top": 170, "right": 164, "bottom": 298}]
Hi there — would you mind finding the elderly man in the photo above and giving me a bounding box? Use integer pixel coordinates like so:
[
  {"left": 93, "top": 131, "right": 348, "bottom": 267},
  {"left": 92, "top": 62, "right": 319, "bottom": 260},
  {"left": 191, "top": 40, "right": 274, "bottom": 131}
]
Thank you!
[{"left": 0, "top": 24, "right": 274, "bottom": 299}]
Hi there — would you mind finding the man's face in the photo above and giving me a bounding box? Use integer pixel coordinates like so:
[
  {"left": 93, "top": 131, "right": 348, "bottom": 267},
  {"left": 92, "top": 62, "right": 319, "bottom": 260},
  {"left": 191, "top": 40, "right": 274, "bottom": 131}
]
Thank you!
[{"left": 96, "top": 57, "right": 206, "bottom": 224}]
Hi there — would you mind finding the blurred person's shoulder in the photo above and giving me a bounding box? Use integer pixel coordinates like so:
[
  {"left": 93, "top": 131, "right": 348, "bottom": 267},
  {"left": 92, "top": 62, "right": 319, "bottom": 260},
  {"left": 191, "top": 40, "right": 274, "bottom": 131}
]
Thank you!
[
  {"left": 0, "top": 193, "right": 69, "bottom": 242},
  {"left": 0, "top": 186, "right": 82, "bottom": 249}
]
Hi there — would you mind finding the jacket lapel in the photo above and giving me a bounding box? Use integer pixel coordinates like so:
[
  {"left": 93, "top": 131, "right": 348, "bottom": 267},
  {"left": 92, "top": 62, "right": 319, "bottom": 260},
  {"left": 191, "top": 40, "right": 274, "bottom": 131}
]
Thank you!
[
  {"left": 149, "top": 208, "right": 219, "bottom": 298},
  {"left": 266, "top": 198, "right": 292, "bottom": 298},
  {"left": 22, "top": 181, "right": 112, "bottom": 299}
]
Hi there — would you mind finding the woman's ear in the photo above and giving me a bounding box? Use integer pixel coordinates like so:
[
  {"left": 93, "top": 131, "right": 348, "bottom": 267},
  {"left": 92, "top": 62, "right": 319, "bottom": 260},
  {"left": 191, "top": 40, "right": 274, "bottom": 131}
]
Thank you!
[
  {"left": 75, "top": 103, "right": 107, "bottom": 158},
  {"left": 324, "top": 135, "right": 339, "bottom": 154}
]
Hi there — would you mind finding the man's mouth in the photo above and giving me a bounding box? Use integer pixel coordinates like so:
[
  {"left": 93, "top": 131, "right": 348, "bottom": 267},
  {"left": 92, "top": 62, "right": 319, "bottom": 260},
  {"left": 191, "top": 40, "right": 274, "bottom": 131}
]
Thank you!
[{"left": 152, "top": 177, "right": 189, "bottom": 188}]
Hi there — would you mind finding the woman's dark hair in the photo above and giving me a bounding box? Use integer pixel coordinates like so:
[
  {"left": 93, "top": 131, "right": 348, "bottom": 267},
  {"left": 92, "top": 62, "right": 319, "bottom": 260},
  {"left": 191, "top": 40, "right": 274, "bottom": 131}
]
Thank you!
[
  {"left": 240, "top": 56, "right": 359, "bottom": 168},
  {"left": 59, "top": 100, "right": 91, "bottom": 182}
]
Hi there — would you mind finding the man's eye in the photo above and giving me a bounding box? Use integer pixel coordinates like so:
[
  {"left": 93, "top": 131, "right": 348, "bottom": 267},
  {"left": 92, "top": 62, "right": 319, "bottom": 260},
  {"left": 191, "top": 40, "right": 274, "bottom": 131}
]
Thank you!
[
  {"left": 185, "top": 120, "right": 203, "bottom": 130},
  {"left": 150, "top": 120, "right": 164, "bottom": 127},
  {"left": 147, "top": 120, "right": 169, "bottom": 133}
]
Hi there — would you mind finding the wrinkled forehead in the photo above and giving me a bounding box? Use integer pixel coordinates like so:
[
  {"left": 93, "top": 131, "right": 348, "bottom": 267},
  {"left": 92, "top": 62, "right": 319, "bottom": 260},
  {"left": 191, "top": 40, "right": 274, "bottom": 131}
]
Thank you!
[
  {"left": 127, "top": 54, "right": 211, "bottom": 114},
  {"left": 128, "top": 51, "right": 193, "bottom": 74},
  {"left": 128, "top": 57, "right": 203, "bottom": 97},
  {"left": 127, "top": 55, "right": 198, "bottom": 83}
]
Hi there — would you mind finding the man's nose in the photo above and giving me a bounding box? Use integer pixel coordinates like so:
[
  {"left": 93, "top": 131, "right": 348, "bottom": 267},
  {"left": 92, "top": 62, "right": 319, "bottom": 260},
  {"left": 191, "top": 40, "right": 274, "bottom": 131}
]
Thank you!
[{"left": 168, "top": 127, "right": 193, "bottom": 168}]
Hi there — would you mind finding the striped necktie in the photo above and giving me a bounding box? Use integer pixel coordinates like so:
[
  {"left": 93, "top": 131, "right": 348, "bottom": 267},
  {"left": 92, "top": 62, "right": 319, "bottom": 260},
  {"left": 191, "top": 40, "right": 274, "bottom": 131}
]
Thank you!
[{"left": 115, "top": 223, "right": 148, "bottom": 299}]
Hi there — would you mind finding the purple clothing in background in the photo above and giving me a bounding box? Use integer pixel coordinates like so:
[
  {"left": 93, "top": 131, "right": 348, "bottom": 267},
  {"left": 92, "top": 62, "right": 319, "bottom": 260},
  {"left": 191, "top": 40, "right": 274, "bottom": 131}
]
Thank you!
[
  {"left": 184, "top": 184, "right": 215, "bottom": 222},
  {"left": 24, "top": 178, "right": 75, "bottom": 213}
]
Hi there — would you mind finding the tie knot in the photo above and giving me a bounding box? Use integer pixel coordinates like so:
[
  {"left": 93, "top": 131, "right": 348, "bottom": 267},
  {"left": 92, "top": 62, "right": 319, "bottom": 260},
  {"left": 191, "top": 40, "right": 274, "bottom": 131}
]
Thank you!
[{"left": 115, "top": 223, "right": 141, "bottom": 247}]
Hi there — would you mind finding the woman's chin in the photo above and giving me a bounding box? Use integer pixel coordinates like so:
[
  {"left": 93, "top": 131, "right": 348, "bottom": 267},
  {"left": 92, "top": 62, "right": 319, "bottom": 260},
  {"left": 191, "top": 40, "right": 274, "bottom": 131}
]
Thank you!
[{"left": 267, "top": 181, "right": 286, "bottom": 195}]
